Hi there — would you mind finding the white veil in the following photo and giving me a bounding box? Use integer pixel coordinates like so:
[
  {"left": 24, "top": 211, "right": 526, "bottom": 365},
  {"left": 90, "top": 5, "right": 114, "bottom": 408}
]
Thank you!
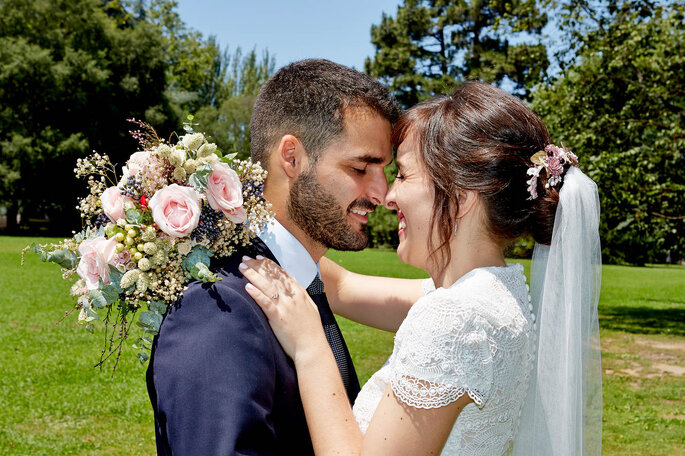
[{"left": 513, "top": 167, "right": 603, "bottom": 455}]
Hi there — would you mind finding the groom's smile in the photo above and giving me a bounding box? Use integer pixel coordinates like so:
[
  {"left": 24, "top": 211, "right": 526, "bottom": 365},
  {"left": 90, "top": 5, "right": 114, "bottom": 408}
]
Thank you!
[{"left": 288, "top": 106, "right": 393, "bottom": 253}]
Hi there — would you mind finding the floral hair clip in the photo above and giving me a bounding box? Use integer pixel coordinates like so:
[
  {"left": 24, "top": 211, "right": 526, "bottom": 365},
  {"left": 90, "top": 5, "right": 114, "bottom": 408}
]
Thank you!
[{"left": 526, "top": 144, "right": 579, "bottom": 199}]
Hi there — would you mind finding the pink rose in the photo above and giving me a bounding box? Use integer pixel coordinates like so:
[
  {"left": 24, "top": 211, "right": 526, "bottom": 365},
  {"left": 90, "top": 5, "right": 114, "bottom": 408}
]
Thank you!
[
  {"left": 546, "top": 156, "right": 563, "bottom": 177},
  {"left": 100, "top": 186, "right": 130, "bottom": 222},
  {"left": 206, "top": 162, "right": 246, "bottom": 223},
  {"left": 123, "top": 151, "right": 150, "bottom": 176},
  {"left": 77, "top": 236, "right": 118, "bottom": 290},
  {"left": 148, "top": 184, "right": 201, "bottom": 237}
]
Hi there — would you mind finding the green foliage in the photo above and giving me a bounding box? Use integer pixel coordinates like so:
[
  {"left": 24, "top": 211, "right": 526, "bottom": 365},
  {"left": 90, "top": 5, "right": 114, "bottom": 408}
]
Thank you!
[
  {"left": 0, "top": 0, "right": 273, "bottom": 235},
  {"left": 192, "top": 49, "right": 275, "bottom": 159},
  {"left": 365, "top": 0, "right": 549, "bottom": 107},
  {"left": 182, "top": 245, "right": 220, "bottom": 282},
  {"left": 0, "top": 0, "right": 177, "bottom": 233},
  {"left": 531, "top": 1, "right": 684, "bottom": 264}
]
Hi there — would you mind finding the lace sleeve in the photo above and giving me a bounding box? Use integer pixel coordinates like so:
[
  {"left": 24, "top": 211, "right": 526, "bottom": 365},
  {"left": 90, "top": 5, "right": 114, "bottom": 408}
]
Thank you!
[{"left": 389, "top": 291, "right": 495, "bottom": 410}]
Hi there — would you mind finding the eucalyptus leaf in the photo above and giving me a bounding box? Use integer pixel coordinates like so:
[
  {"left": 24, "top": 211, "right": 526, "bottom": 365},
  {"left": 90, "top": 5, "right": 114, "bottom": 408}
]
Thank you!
[
  {"left": 189, "top": 172, "right": 209, "bottom": 193},
  {"left": 101, "top": 284, "right": 120, "bottom": 304},
  {"left": 108, "top": 266, "right": 124, "bottom": 292},
  {"left": 137, "top": 311, "right": 163, "bottom": 335},
  {"left": 125, "top": 208, "right": 143, "bottom": 225},
  {"left": 149, "top": 300, "right": 167, "bottom": 315},
  {"left": 89, "top": 289, "right": 107, "bottom": 309},
  {"left": 221, "top": 153, "right": 238, "bottom": 164}
]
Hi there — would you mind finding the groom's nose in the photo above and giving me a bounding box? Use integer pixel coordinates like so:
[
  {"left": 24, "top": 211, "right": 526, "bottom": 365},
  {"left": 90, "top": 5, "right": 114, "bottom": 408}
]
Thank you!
[{"left": 365, "top": 168, "right": 388, "bottom": 207}]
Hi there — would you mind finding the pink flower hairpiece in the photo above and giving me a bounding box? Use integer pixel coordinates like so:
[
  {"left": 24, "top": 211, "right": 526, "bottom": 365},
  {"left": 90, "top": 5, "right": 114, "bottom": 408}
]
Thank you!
[{"left": 526, "top": 144, "right": 579, "bottom": 199}]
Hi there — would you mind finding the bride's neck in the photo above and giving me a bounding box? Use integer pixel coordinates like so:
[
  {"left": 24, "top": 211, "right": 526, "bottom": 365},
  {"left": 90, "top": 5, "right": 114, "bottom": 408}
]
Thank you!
[{"left": 429, "top": 232, "right": 505, "bottom": 289}]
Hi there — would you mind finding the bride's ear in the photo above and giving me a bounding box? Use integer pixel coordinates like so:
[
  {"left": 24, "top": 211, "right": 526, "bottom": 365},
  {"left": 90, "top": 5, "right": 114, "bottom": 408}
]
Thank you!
[
  {"left": 274, "top": 135, "right": 308, "bottom": 179},
  {"left": 455, "top": 190, "right": 479, "bottom": 219}
]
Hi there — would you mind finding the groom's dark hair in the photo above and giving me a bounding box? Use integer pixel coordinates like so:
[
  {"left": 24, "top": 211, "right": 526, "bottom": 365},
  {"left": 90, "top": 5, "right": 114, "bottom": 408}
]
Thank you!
[{"left": 250, "top": 59, "right": 399, "bottom": 170}]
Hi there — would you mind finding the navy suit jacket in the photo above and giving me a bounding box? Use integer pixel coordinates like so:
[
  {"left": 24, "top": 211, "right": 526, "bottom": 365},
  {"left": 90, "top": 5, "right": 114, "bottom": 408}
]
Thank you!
[{"left": 147, "top": 238, "right": 360, "bottom": 455}]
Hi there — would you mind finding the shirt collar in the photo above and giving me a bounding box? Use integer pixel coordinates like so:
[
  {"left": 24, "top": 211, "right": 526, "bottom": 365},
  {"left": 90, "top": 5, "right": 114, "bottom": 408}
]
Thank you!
[{"left": 258, "top": 218, "right": 319, "bottom": 289}]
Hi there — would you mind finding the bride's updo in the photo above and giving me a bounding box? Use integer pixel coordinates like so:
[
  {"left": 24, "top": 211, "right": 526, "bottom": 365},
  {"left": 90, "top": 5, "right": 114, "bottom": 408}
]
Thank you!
[{"left": 393, "top": 82, "right": 569, "bottom": 264}]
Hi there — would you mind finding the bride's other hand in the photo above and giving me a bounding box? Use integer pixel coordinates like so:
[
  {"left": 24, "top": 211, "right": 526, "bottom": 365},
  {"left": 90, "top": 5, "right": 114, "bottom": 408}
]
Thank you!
[{"left": 240, "top": 256, "right": 325, "bottom": 360}]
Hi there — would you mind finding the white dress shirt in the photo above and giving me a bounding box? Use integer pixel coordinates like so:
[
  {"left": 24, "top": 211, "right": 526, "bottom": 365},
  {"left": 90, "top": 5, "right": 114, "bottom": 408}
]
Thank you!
[{"left": 258, "top": 218, "right": 319, "bottom": 289}]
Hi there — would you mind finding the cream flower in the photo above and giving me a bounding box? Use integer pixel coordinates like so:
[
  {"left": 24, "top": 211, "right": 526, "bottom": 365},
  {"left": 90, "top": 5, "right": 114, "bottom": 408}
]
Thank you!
[
  {"left": 168, "top": 149, "right": 186, "bottom": 167},
  {"left": 182, "top": 133, "right": 205, "bottom": 151},
  {"left": 197, "top": 143, "right": 217, "bottom": 158}
]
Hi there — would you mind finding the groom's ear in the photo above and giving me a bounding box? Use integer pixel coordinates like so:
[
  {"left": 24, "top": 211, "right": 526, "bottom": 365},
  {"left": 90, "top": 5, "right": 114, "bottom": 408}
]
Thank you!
[{"left": 275, "top": 134, "right": 307, "bottom": 179}]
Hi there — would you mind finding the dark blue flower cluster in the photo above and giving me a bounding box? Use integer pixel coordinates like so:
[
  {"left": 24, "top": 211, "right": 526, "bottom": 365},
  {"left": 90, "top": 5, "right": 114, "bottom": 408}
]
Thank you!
[
  {"left": 191, "top": 204, "right": 224, "bottom": 243},
  {"left": 93, "top": 213, "right": 110, "bottom": 228},
  {"left": 242, "top": 178, "right": 265, "bottom": 202},
  {"left": 121, "top": 174, "right": 143, "bottom": 199}
]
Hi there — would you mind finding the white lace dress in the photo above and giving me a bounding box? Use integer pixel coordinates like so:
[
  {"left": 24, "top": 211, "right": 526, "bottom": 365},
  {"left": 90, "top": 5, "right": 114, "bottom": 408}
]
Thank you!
[{"left": 352, "top": 264, "right": 536, "bottom": 455}]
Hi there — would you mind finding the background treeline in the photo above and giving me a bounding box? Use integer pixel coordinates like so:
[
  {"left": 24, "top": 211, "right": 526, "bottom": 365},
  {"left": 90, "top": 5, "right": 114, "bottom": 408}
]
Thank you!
[
  {"left": 1, "top": 0, "right": 682, "bottom": 265},
  {"left": 0, "top": 0, "right": 273, "bottom": 237}
]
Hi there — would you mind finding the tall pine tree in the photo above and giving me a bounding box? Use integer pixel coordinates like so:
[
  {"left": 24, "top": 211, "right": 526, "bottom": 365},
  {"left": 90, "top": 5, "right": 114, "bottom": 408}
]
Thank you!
[{"left": 366, "top": 0, "right": 549, "bottom": 107}]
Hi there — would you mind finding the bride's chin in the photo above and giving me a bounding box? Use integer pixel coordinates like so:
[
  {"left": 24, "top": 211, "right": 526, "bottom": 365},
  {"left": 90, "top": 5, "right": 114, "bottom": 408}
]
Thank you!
[{"left": 396, "top": 244, "right": 421, "bottom": 270}]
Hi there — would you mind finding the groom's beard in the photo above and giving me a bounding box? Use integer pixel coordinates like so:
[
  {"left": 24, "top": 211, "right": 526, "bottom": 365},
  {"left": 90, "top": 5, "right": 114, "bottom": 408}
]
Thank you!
[{"left": 288, "top": 169, "right": 373, "bottom": 251}]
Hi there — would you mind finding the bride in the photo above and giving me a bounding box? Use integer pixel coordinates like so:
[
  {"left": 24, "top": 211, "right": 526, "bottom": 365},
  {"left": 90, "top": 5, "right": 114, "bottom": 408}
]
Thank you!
[{"left": 240, "top": 82, "right": 602, "bottom": 455}]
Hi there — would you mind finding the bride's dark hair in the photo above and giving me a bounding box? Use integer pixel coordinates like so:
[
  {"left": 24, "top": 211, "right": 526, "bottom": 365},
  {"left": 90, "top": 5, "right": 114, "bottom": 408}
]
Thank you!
[{"left": 392, "top": 82, "right": 560, "bottom": 268}]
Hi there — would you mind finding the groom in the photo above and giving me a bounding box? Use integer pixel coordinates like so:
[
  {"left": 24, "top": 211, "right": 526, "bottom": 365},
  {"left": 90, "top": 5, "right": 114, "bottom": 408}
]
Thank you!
[{"left": 147, "top": 59, "right": 400, "bottom": 455}]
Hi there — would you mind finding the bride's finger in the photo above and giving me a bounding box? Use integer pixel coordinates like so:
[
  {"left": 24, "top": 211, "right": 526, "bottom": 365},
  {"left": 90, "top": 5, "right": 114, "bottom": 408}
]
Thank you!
[
  {"left": 239, "top": 260, "right": 279, "bottom": 298},
  {"left": 244, "top": 282, "right": 277, "bottom": 317}
]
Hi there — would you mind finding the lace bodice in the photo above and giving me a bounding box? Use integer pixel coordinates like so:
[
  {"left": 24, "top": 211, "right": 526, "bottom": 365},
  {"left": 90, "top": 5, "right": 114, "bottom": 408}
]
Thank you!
[{"left": 353, "top": 264, "right": 536, "bottom": 455}]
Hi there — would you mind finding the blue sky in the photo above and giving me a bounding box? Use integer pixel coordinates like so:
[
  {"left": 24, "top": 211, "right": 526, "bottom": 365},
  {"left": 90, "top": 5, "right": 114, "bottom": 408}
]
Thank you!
[{"left": 174, "top": 0, "right": 403, "bottom": 70}]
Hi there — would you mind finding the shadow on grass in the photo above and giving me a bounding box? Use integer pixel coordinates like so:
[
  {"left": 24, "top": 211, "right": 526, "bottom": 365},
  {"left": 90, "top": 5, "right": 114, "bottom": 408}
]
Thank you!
[{"left": 600, "top": 306, "right": 685, "bottom": 336}]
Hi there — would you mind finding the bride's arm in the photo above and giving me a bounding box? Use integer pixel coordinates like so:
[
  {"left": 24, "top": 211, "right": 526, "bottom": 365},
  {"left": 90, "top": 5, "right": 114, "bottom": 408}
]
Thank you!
[
  {"left": 320, "top": 257, "right": 426, "bottom": 332},
  {"left": 241, "top": 257, "right": 471, "bottom": 455},
  {"left": 295, "top": 338, "right": 471, "bottom": 456}
]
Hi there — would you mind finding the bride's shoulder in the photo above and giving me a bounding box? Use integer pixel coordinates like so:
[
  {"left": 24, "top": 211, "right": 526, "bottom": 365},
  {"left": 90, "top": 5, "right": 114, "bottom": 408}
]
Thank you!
[{"left": 412, "top": 265, "right": 528, "bottom": 328}]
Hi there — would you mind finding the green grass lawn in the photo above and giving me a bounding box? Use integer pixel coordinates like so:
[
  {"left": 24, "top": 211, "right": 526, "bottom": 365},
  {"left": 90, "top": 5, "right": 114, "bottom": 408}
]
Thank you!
[{"left": 1, "top": 236, "right": 684, "bottom": 455}]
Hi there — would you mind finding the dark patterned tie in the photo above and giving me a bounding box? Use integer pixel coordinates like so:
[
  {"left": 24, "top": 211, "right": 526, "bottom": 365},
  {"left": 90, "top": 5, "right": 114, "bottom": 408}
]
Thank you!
[{"left": 306, "top": 275, "right": 361, "bottom": 404}]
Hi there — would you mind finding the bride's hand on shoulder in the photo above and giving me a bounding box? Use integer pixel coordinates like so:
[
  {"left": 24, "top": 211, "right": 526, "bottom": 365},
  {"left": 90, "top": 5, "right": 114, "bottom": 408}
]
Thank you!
[{"left": 239, "top": 256, "right": 325, "bottom": 360}]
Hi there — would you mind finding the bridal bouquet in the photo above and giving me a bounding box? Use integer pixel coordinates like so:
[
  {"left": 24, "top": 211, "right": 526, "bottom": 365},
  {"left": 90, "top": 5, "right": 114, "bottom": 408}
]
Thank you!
[{"left": 25, "top": 119, "right": 271, "bottom": 369}]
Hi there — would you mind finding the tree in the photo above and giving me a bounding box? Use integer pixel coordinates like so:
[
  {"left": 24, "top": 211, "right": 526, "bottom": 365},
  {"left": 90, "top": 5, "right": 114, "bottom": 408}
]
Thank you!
[
  {"left": 365, "top": 0, "right": 549, "bottom": 107},
  {"left": 531, "top": 1, "right": 684, "bottom": 264},
  {"left": 193, "top": 48, "right": 275, "bottom": 160},
  {"left": 144, "top": 0, "right": 232, "bottom": 113},
  {"left": 0, "top": 0, "right": 177, "bottom": 234}
]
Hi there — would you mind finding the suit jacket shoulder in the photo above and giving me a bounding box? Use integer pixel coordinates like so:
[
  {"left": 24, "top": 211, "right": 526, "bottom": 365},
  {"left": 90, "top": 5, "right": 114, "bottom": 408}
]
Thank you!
[{"left": 148, "top": 240, "right": 313, "bottom": 456}]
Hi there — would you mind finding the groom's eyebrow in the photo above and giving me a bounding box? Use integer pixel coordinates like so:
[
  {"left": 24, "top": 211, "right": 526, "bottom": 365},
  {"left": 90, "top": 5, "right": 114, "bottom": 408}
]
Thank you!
[{"left": 354, "top": 154, "right": 393, "bottom": 167}]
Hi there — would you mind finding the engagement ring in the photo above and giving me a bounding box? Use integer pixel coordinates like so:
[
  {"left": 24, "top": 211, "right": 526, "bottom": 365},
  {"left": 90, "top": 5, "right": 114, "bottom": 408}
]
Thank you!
[{"left": 271, "top": 293, "right": 279, "bottom": 300}]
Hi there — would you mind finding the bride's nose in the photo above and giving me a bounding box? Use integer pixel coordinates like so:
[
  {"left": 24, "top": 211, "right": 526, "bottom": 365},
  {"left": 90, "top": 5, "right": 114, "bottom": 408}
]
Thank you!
[{"left": 384, "top": 182, "right": 398, "bottom": 210}]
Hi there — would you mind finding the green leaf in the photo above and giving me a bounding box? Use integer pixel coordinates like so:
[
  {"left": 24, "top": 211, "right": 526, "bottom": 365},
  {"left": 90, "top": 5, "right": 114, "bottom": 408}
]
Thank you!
[
  {"left": 125, "top": 208, "right": 143, "bottom": 225},
  {"left": 108, "top": 266, "right": 124, "bottom": 292},
  {"left": 221, "top": 153, "right": 238, "bottom": 164},
  {"left": 188, "top": 165, "right": 213, "bottom": 193},
  {"left": 89, "top": 289, "right": 107, "bottom": 309},
  {"left": 182, "top": 245, "right": 220, "bottom": 282},
  {"left": 616, "top": 218, "right": 634, "bottom": 231},
  {"left": 137, "top": 310, "right": 163, "bottom": 335},
  {"left": 149, "top": 300, "right": 167, "bottom": 315},
  {"left": 137, "top": 351, "right": 150, "bottom": 364},
  {"left": 101, "top": 284, "right": 120, "bottom": 304}
]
